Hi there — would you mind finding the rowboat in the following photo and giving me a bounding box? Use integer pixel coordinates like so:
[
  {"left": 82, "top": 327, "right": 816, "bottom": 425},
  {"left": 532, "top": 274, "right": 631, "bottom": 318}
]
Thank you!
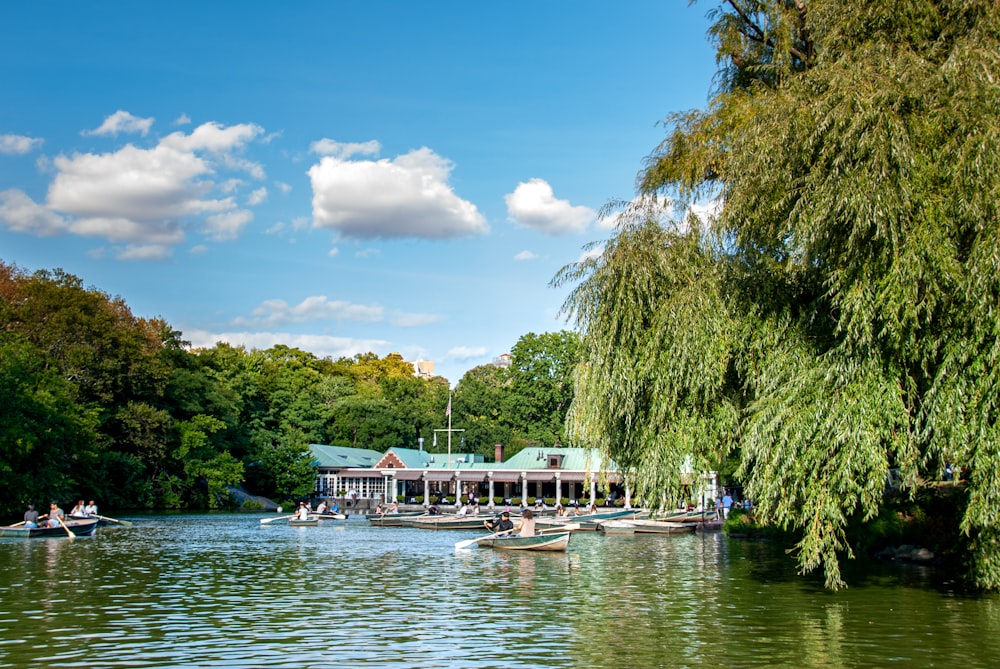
[
  {"left": 537, "top": 509, "right": 640, "bottom": 531},
  {"left": 597, "top": 519, "right": 636, "bottom": 535},
  {"left": 315, "top": 513, "right": 347, "bottom": 522},
  {"left": 288, "top": 518, "right": 319, "bottom": 527},
  {"left": 402, "top": 514, "right": 494, "bottom": 530},
  {"left": 658, "top": 509, "right": 718, "bottom": 524},
  {"left": 367, "top": 511, "right": 426, "bottom": 527},
  {"left": 0, "top": 518, "right": 99, "bottom": 538},
  {"left": 475, "top": 531, "right": 572, "bottom": 551},
  {"left": 623, "top": 518, "right": 696, "bottom": 534}
]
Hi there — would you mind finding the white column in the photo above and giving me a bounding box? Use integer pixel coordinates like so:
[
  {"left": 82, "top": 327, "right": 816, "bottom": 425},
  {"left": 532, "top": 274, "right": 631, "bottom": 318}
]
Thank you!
[
  {"left": 487, "top": 476, "right": 495, "bottom": 509},
  {"left": 624, "top": 483, "right": 632, "bottom": 509},
  {"left": 589, "top": 475, "right": 597, "bottom": 507},
  {"left": 423, "top": 472, "right": 430, "bottom": 506},
  {"left": 521, "top": 472, "right": 528, "bottom": 505},
  {"left": 555, "top": 473, "right": 562, "bottom": 506}
]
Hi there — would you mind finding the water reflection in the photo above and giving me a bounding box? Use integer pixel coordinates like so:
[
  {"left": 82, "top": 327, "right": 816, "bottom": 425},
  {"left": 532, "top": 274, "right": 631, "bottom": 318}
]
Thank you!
[{"left": 0, "top": 515, "right": 998, "bottom": 668}]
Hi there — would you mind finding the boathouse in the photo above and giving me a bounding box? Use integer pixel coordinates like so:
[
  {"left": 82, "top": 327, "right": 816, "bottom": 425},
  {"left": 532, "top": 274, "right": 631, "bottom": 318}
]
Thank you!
[{"left": 309, "top": 443, "right": 628, "bottom": 508}]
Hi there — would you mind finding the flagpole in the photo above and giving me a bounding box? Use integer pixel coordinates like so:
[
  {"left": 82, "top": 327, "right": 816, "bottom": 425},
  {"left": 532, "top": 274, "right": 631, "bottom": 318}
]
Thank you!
[{"left": 447, "top": 391, "right": 452, "bottom": 469}]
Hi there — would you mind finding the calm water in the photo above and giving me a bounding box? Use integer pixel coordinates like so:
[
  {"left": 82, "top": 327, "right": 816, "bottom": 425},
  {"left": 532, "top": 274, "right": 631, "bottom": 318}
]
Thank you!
[{"left": 0, "top": 514, "right": 997, "bottom": 668}]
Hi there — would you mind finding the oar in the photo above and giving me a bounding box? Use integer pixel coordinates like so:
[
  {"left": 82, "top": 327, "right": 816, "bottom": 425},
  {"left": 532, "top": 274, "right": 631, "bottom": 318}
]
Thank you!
[
  {"left": 97, "top": 514, "right": 133, "bottom": 527},
  {"left": 57, "top": 516, "right": 76, "bottom": 539},
  {"left": 260, "top": 514, "right": 296, "bottom": 525},
  {"left": 455, "top": 531, "right": 501, "bottom": 550}
]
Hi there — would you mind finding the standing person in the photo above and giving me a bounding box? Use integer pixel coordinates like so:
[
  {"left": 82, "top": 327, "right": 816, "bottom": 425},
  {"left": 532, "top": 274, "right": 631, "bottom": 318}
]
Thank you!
[
  {"left": 484, "top": 511, "right": 514, "bottom": 536},
  {"left": 23, "top": 504, "right": 39, "bottom": 528},
  {"left": 721, "top": 492, "right": 734, "bottom": 519},
  {"left": 515, "top": 508, "right": 536, "bottom": 537},
  {"left": 84, "top": 500, "right": 98, "bottom": 517}
]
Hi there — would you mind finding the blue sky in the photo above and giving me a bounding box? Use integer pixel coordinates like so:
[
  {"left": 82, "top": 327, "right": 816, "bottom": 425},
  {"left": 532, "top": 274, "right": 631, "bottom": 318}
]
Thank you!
[{"left": 0, "top": 1, "right": 717, "bottom": 385}]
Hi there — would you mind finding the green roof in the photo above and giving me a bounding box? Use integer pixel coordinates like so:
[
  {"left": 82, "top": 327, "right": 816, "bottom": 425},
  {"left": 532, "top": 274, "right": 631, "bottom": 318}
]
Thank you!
[
  {"left": 503, "top": 447, "right": 615, "bottom": 472},
  {"left": 309, "top": 444, "right": 382, "bottom": 468}
]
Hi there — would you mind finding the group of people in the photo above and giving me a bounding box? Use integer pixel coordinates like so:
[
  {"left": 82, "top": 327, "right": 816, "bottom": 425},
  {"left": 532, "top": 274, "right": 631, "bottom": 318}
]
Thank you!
[
  {"left": 22, "top": 500, "right": 96, "bottom": 529},
  {"left": 374, "top": 501, "right": 400, "bottom": 515},
  {"left": 483, "top": 508, "right": 536, "bottom": 538}
]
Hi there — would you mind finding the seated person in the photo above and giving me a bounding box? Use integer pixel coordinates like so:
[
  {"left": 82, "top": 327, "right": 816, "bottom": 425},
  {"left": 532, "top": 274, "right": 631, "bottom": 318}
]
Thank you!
[{"left": 484, "top": 511, "right": 515, "bottom": 536}]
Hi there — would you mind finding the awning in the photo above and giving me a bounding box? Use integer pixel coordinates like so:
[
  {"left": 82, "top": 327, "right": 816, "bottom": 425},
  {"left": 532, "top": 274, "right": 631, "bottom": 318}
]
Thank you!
[
  {"left": 335, "top": 469, "right": 384, "bottom": 479},
  {"left": 525, "top": 471, "right": 557, "bottom": 482},
  {"left": 422, "top": 471, "right": 455, "bottom": 482},
  {"left": 389, "top": 469, "right": 426, "bottom": 481},
  {"left": 452, "top": 471, "right": 489, "bottom": 482},
  {"left": 487, "top": 471, "right": 523, "bottom": 483}
]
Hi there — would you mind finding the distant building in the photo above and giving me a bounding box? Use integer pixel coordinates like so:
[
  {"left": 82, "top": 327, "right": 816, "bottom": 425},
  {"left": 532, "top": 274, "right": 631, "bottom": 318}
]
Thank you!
[
  {"left": 493, "top": 353, "right": 512, "bottom": 369},
  {"left": 412, "top": 360, "right": 435, "bottom": 378}
]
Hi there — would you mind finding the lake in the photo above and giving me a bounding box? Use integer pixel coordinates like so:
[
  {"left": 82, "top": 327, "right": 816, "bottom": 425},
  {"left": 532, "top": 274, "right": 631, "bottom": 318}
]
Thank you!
[{"left": 0, "top": 513, "right": 997, "bottom": 668}]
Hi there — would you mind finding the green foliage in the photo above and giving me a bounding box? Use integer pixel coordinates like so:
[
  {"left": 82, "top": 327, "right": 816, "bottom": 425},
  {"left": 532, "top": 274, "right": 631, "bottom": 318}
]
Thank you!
[{"left": 559, "top": 0, "right": 1000, "bottom": 590}]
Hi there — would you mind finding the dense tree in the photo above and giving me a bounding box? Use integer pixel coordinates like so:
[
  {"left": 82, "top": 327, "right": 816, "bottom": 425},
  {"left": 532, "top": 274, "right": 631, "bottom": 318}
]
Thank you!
[
  {"left": 559, "top": 0, "right": 1000, "bottom": 589},
  {"left": 503, "top": 331, "right": 581, "bottom": 449}
]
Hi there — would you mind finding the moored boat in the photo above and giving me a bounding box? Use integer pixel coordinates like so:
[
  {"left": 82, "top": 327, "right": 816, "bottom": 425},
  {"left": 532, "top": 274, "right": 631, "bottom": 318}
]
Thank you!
[
  {"left": 402, "top": 514, "right": 494, "bottom": 530},
  {"left": 538, "top": 509, "right": 640, "bottom": 531},
  {"left": 658, "top": 509, "right": 717, "bottom": 524},
  {"left": 597, "top": 519, "right": 636, "bottom": 535},
  {"left": 367, "top": 511, "right": 426, "bottom": 527},
  {"left": 0, "top": 518, "right": 99, "bottom": 538},
  {"left": 624, "top": 518, "right": 696, "bottom": 534},
  {"left": 475, "top": 531, "right": 572, "bottom": 551}
]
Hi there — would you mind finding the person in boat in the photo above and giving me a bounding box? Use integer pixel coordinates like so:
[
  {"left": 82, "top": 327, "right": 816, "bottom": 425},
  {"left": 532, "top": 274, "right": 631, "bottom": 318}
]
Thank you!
[
  {"left": 485, "top": 511, "right": 515, "bottom": 537},
  {"left": 295, "top": 502, "right": 311, "bottom": 521},
  {"left": 70, "top": 500, "right": 87, "bottom": 518},
  {"left": 316, "top": 500, "right": 328, "bottom": 515},
  {"left": 514, "top": 508, "right": 536, "bottom": 537},
  {"left": 375, "top": 503, "right": 385, "bottom": 515},
  {"left": 387, "top": 501, "right": 399, "bottom": 514},
  {"left": 39, "top": 502, "right": 65, "bottom": 528},
  {"left": 555, "top": 503, "right": 565, "bottom": 517},
  {"left": 472, "top": 501, "right": 480, "bottom": 515},
  {"left": 534, "top": 498, "right": 544, "bottom": 513},
  {"left": 588, "top": 503, "right": 598, "bottom": 514},
  {"left": 427, "top": 503, "right": 440, "bottom": 515},
  {"left": 456, "top": 503, "right": 470, "bottom": 516},
  {"left": 329, "top": 501, "right": 340, "bottom": 514},
  {"left": 23, "top": 503, "right": 39, "bottom": 528},
  {"left": 85, "top": 500, "right": 98, "bottom": 517}
]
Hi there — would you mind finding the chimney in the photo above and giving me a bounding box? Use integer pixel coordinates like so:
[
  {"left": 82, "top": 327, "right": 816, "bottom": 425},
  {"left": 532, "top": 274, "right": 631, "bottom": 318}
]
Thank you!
[{"left": 494, "top": 443, "right": 505, "bottom": 463}]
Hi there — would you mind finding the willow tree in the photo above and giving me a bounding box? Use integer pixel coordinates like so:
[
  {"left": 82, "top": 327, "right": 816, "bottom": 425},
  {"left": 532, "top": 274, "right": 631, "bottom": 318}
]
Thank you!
[{"left": 559, "top": 0, "right": 1000, "bottom": 589}]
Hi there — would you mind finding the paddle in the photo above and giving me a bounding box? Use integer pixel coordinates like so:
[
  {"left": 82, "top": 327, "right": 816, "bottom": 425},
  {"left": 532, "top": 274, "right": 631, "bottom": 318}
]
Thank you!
[
  {"left": 260, "top": 514, "right": 296, "bottom": 525},
  {"left": 57, "top": 516, "right": 76, "bottom": 539},
  {"left": 455, "top": 531, "right": 502, "bottom": 550},
  {"left": 97, "top": 514, "right": 133, "bottom": 527}
]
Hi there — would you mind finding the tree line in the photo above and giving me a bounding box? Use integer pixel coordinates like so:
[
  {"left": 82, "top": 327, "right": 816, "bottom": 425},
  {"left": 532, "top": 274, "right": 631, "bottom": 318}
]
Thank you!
[{"left": 0, "top": 260, "right": 579, "bottom": 517}]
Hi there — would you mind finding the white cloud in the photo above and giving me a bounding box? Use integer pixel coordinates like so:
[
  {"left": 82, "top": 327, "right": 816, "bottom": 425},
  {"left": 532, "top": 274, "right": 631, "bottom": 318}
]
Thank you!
[
  {"left": 116, "top": 244, "right": 173, "bottom": 261},
  {"left": 308, "top": 147, "right": 489, "bottom": 240},
  {"left": 247, "top": 187, "right": 268, "bottom": 206},
  {"left": 275, "top": 181, "right": 292, "bottom": 194},
  {"left": 447, "top": 345, "right": 488, "bottom": 360},
  {"left": 514, "top": 250, "right": 537, "bottom": 261},
  {"left": 576, "top": 245, "right": 604, "bottom": 263},
  {"left": 234, "top": 295, "right": 384, "bottom": 327},
  {"left": 84, "top": 110, "right": 155, "bottom": 137},
  {"left": 505, "top": 178, "right": 595, "bottom": 235},
  {"left": 390, "top": 311, "right": 443, "bottom": 327},
  {"left": 189, "top": 244, "right": 209, "bottom": 254},
  {"left": 0, "top": 189, "right": 68, "bottom": 235},
  {"left": 161, "top": 121, "right": 262, "bottom": 154},
  {"left": 186, "top": 328, "right": 391, "bottom": 360},
  {"left": 0, "top": 134, "right": 43, "bottom": 155},
  {"left": 328, "top": 246, "right": 340, "bottom": 257},
  {"left": 173, "top": 113, "right": 192, "bottom": 126},
  {"left": 310, "top": 138, "right": 381, "bottom": 159},
  {"left": 203, "top": 209, "right": 253, "bottom": 241},
  {"left": 1, "top": 117, "right": 269, "bottom": 258}
]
